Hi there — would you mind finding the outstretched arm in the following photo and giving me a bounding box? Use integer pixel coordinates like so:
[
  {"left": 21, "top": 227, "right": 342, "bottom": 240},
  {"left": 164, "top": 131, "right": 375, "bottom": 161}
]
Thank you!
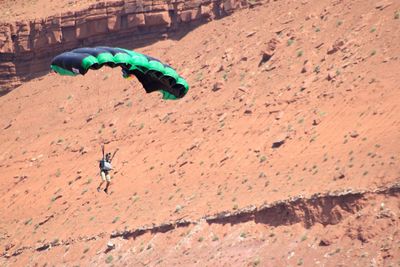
[
  {"left": 110, "top": 148, "right": 119, "bottom": 163},
  {"left": 101, "top": 144, "right": 105, "bottom": 159}
]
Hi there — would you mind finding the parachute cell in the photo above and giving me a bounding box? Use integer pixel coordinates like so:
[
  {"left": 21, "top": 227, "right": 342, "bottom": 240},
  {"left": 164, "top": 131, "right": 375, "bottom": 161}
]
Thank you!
[{"left": 50, "top": 46, "right": 189, "bottom": 100}]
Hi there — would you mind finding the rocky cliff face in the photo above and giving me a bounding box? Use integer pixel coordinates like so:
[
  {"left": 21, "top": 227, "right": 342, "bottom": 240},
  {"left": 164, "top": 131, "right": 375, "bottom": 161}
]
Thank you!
[{"left": 0, "top": 0, "right": 255, "bottom": 95}]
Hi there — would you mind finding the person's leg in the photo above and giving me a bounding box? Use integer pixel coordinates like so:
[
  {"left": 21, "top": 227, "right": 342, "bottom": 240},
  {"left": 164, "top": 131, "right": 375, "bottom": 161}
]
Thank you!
[
  {"left": 104, "top": 182, "right": 110, "bottom": 193},
  {"left": 104, "top": 173, "right": 111, "bottom": 193},
  {"left": 97, "top": 182, "right": 104, "bottom": 192},
  {"left": 97, "top": 171, "right": 106, "bottom": 191}
]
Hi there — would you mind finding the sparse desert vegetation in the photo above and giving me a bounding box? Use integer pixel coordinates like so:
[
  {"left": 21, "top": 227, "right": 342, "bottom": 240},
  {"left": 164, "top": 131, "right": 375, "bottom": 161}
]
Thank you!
[{"left": 0, "top": 0, "right": 399, "bottom": 266}]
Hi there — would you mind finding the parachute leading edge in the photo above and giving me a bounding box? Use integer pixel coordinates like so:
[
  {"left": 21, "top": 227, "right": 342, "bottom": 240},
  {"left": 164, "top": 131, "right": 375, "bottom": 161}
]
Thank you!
[{"left": 50, "top": 46, "right": 189, "bottom": 100}]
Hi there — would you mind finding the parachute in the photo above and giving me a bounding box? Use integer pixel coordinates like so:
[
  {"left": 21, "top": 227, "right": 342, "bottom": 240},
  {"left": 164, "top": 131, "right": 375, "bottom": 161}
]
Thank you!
[{"left": 50, "top": 46, "right": 189, "bottom": 100}]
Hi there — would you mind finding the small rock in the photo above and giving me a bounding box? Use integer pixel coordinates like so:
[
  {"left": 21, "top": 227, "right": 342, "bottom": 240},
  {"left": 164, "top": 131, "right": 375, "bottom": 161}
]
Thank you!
[
  {"left": 79, "top": 147, "right": 89, "bottom": 155},
  {"left": 175, "top": 205, "right": 183, "bottom": 213},
  {"left": 333, "top": 171, "right": 345, "bottom": 180},
  {"left": 258, "top": 51, "right": 273, "bottom": 66},
  {"left": 220, "top": 156, "right": 229, "bottom": 163},
  {"left": 36, "top": 243, "right": 50, "bottom": 251},
  {"left": 263, "top": 65, "right": 276, "bottom": 72},
  {"left": 267, "top": 38, "right": 279, "bottom": 51},
  {"left": 218, "top": 113, "right": 227, "bottom": 122},
  {"left": 4, "top": 243, "right": 15, "bottom": 251},
  {"left": 213, "top": 64, "right": 224, "bottom": 73},
  {"left": 244, "top": 109, "right": 252, "bottom": 115},
  {"left": 327, "top": 39, "right": 345, "bottom": 55},
  {"left": 315, "top": 42, "right": 324, "bottom": 49},
  {"left": 326, "top": 72, "right": 336, "bottom": 81},
  {"left": 246, "top": 31, "right": 256, "bottom": 37},
  {"left": 272, "top": 140, "right": 285, "bottom": 148},
  {"left": 258, "top": 38, "right": 279, "bottom": 66},
  {"left": 179, "top": 161, "right": 188, "bottom": 167},
  {"left": 107, "top": 241, "right": 115, "bottom": 250},
  {"left": 238, "top": 87, "right": 247, "bottom": 93},
  {"left": 212, "top": 82, "right": 223, "bottom": 92},
  {"left": 275, "top": 111, "right": 284, "bottom": 120},
  {"left": 86, "top": 116, "right": 93, "bottom": 123},
  {"left": 377, "top": 208, "right": 395, "bottom": 219},
  {"left": 375, "top": 1, "right": 392, "bottom": 10},
  {"left": 272, "top": 134, "right": 287, "bottom": 148},
  {"left": 301, "top": 60, "right": 312, "bottom": 73},
  {"left": 357, "top": 229, "right": 368, "bottom": 243},
  {"left": 319, "top": 238, "right": 331, "bottom": 246},
  {"left": 312, "top": 118, "right": 321, "bottom": 125},
  {"left": 222, "top": 48, "right": 234, "bottom": 62},
  {"left": 350, "top": 131, "right": 359, "bottom": 138}
]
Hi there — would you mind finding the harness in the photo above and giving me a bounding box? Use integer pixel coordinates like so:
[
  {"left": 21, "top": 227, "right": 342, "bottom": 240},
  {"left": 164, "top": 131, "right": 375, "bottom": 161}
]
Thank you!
[{"left": 100, "top": 160, "right": 113, "bottom": 171}]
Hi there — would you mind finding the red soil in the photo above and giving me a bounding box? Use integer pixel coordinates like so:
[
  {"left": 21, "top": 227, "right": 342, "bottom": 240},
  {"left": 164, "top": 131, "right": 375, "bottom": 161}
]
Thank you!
[{"left": 1, "top": 0, "right": 399, "bottom": 266}]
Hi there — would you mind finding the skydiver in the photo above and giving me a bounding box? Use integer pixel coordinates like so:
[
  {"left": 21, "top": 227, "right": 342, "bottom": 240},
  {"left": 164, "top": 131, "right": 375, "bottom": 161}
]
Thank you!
[{"left": 97, "top": 145, "right": 118, "bottom": 194}]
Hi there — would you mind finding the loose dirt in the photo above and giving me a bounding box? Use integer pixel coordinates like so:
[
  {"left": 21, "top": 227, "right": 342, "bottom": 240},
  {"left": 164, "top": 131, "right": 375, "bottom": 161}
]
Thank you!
[{"left": 1, "top": 0, "right": 399, "bottom": 266}]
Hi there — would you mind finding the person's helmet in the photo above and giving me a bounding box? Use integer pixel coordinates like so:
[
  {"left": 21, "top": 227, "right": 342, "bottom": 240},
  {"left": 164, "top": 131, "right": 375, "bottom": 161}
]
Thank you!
[{"left": 106, "top": 153, "right": 111, "bottom": 159}]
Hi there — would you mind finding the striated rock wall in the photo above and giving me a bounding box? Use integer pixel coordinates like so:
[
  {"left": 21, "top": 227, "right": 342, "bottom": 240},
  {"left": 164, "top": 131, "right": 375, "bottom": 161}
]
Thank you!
[
  {"left": 0, "top": 0, "right": 258, "bottom": 95},
  {"left": 3, "top": 182, "right": 399, "bottom": 259}
]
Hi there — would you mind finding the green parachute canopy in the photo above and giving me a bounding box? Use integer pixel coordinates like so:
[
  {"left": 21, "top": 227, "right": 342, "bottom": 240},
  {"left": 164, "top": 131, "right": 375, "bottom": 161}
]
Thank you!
[{"left": 50, "top": 46, "right": 189, "bottom": 100}]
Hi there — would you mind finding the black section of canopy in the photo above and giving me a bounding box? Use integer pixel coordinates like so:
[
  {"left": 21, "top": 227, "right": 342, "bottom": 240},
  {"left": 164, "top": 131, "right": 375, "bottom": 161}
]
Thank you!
[
  {"left": 131, "top": 69, "right": 185, "bottom": 98},
  {"left": 51, "top": 52, "right": 87, "bottom": 74}
]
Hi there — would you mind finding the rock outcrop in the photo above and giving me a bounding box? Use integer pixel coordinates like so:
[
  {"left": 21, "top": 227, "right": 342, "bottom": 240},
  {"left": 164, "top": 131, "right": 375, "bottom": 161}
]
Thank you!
[
  {"left": 0, "top": 0, "right": 258, "bottom": 95},
  {"left": 3, "top": 182, "right": 399, "bottom": 259}
]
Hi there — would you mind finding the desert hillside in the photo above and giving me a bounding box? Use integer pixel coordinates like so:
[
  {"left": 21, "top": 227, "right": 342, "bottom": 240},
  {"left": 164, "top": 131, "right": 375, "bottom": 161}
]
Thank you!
[{"left": 0, "top": 0, "right": 400, "bottom": 266}]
